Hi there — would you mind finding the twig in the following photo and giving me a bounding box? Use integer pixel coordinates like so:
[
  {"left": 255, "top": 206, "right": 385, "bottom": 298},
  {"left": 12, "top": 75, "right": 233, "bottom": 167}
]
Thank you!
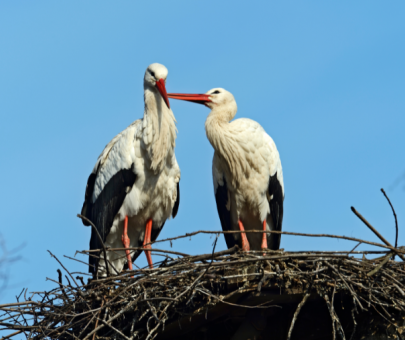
[
  {"left": 64, "top": 255, "right": 95, "bottom": 269},
  {"left": 47, "top": 250, "right": 79, "bottom": 287},
  {"left": 349, "top": 298, "right": 357, "bottom": 340},
  {"left": 81, "top": 247, "right": 189, "bottom": 258},
  {"left": 287, "top": 292, "right": 311, "bottom": 340},
  {"left": 195, "top": 288, "right": 280, "bottom": 309},
  {"left": 91, "top": 299, "right": 105, "bottom": 340},
  {"left": 0, "top": 302, "right": 39, "bottom": 308},
  {"left": 0, "top": 329, "right": 23, "bottom": 339},
  {"left": 351, "top": 207, "right": 405, "bottom": 262},
  {"left": 323, "top": 294, "right": 336, "bottom": 340},
  {"left": 324, "top": 261, "right": 364, "bottom": 311},
  {"left": 98, "top": 317, "right": 130, "bottom": 340},
  {"left": 83, "top": 296, "right": 142, "bottom": 340},
  {"left": 186, "top": 245, "right": 239, "bottom": 263},
  {"left": 56, "top": 269, "right": 69, "bottom": 301},
  {"left": 381, "top": 188, "right": 399, "bottom": 255},
  {"left": 367, "top": 252, "right": 393, "bottom": 276},
  {"left": 150, "top": 229, "right": 405, "bottom": 255},
  {"left": 349, "top": 242, "right": 361, "bottom": 254},
  {"left": 77, "top": 214, "right": 112, "bottom": 277}
]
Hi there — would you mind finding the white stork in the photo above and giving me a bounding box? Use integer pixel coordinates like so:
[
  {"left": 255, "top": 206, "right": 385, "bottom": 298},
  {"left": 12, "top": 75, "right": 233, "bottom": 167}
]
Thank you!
[
  {"left": 168, "top": 88, "right": 284, "bottom": 251},
  {"left": 81, "top": 63, "right": 180, "bottom": 277}
]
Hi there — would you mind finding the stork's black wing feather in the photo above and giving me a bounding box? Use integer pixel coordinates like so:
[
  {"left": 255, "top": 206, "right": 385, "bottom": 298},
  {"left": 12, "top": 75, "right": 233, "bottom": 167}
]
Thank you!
[
  {"left": 81, "top": 163, "right": 101, "bottom": 226},
  {"left": 172, "top": 181, "right": 180, "bottom": 218},
  {"left": 215, "top": 177, "right": 237, "bottom": 249},
  {"left": 267, "top": 172, "right": 284, "bottom": 250},
  {"left": 82, "top": 163, "right": 136, "bottom": 274}
]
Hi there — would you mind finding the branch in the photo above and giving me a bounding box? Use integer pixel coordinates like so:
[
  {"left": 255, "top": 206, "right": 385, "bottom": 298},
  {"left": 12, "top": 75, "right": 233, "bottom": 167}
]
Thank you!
[
  {"left": 351, "top": 207, "right": 405, "bottom": 262},
  {"left": 381, "top": 188, "right": 399, "bottom": 254},
  {"left": 287, "top": 292, "right": 311, "bottom": 340}
]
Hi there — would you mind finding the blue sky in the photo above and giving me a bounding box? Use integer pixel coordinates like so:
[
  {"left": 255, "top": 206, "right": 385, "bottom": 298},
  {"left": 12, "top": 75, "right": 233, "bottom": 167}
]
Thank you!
[{"left": 0, "top": 1, "right": 404, "bottom": 333}]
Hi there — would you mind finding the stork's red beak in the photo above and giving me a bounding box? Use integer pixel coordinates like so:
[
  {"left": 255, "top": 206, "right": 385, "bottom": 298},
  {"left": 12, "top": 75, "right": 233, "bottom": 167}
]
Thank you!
[
  {"left": 156, "top": 79, "right": 170, "bottom": 109},
  {"left": 167, "top": 93, "right": 211, "bottom": 105}
]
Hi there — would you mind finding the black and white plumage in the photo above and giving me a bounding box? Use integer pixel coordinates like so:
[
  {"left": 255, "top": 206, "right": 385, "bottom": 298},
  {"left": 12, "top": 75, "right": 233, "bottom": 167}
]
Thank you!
[
  {"left": 81, "top": 63, "right": 180, "bottom": 276},
  {"left": 168, "top": 89, "right": 284, "bottom": 251}
]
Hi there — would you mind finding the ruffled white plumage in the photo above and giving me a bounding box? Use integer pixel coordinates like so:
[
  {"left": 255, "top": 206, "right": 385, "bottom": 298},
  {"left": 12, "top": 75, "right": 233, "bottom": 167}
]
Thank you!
[{"left": 82, "top": 63, "right": 180, "bottom": 275}]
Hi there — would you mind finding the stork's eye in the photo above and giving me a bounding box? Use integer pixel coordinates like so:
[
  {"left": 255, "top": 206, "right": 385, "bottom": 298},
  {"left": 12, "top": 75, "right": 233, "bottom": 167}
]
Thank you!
[
  {"left": 212, "top": 90, "right": 220, "bottom": 94},
  {"left": 150, "top": 71, "right": 155, "bottom": 78}
]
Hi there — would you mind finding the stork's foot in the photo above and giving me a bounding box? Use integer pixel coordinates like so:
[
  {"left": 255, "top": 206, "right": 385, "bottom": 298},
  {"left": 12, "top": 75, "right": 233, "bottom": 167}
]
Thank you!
[
  {"left": 121, "top": 216, "right": 133, "bottom": 270},
  {"left": 144, "top": 219, "right": 153, "bottom": 269},
  {"left": 261, "top": 220, "right": 268, "bottom": 256},
  {"left": 238, "top": 220, "right": 250, "bottom": 251}
]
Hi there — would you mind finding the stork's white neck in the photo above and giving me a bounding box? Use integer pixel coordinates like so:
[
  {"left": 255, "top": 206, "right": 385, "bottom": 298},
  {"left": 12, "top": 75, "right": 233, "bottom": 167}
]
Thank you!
[
  {"left": 142, "top": 87, "right": 177, "bottom": 173},
  {"left": 205, "top": 108, "right": 247, "bottom": 186}
]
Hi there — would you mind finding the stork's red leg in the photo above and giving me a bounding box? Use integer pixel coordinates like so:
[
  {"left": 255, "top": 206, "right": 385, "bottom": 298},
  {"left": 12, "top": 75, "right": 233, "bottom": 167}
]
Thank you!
[
  {"left": 121, "top": 216, "right": 133, "bottom": 270},
  {"left": 261, "top": 220, "right": 268, "bottom": 255},
  {"left": 143, "top": 219, "right": 153, "bottom": 269},
  {"left": 238, "top": 220, "right": 250, "bottom": 251}
]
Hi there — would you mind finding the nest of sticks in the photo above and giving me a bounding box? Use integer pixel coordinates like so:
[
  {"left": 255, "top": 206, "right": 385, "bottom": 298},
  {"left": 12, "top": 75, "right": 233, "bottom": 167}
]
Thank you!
[{"left": 1, "top": 192, "right": 405, "bottom": 340}]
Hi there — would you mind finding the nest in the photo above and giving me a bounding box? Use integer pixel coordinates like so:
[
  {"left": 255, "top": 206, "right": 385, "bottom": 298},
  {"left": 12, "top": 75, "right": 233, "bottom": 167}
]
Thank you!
[{"left": 1, "top": 197, "right": 405, "bottom": 340}]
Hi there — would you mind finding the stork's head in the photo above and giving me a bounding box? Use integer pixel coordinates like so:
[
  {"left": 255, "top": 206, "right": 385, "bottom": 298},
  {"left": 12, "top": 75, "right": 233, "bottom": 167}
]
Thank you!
[
  {"left": 144, "top": 63, "right": 170, "bottom": 109},
  {"left": 203, "top": 88, "right": 236, "bottom": 110},
  {"left": 168, "top": 87, "right": 237, "bottom": 121}
]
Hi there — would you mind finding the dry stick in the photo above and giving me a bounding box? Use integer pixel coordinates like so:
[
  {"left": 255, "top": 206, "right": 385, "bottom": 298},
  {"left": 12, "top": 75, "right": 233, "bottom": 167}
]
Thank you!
[
  {"left": 0, "top": 302, "right": 39, "bottom": 308},
  {"left": 332, "top": 291, "right": 346, "bottom": 340},
  {"left": 184, "top": 254, "right": 348, "bottom": 269},
  {"left": 64, "top": 255, "right": 96, "bottom": 269},
  {"left": 324, "top": 288, "right": 346, "bottom": 340},
  {"left": 139, "top": 297, "right": 177, "bottom": 303},
  {"left": 91, "top": 299, "right": 105, "bottom": 340},
  {"left": 196, "top": 287, "right": 279, "bottom": 309},
  {"left": 56, "top": 269, "right": 69, "bottom": 301},
  {"left": 351, "top": 207, "right": 405, "bottom": 262},
  {"left": 0, "top": 329, "right": 23, "bottom": 339},
  {"left": 367, "top": 252, "right": 393, "bottom": 276},
  {"left": 383, "top": 271, "right": 405, "bottom": 289},
  {"left": 83, "top": 296, "right": 142, "bottom": 340},
  {"left": 82, "top": 247, "right": 189, "bottom": 258},
  {"left": 393, "top": 284, "right": 405, "bottom": 297},
  {"left": 175, "top": 236, "right": 219, "bottom": 302},
  {"left": 47, "top": 250, "right": 79, "bottom": 288},
  {"left": 349, "top": 299, "right": 358, "bottom": 340},
  {"left": 286, "top": 292, "right": 311, "bottom": 340},
  {"left": 324, "top": 262, "right": 365, "bottom": 311},
  {"left": 254, "top": 250, "right": 387, "bottom": 254},
  {"left": 77, "top": 214, "right": 111, "bottom": 277},
  {"left": 98, "top": 317, "right": 130, "bottom": 340},
  {"left": 149, "top": 229, "right": 405, "bottom": 255},
  {"left": 349, "top": 242, "right": 362, "bottom": 254},
  {"left": 381, "top": 188, "right": 399, "bottom": 251},
  {"left": 323, "top": 294, "right": 337, "bottom": 340},
  {"left": 77, "top": 310, "right": 102, "bottom": 339},
  {"left": 187, "top": 245, "right": 239, "bottom": 263}
]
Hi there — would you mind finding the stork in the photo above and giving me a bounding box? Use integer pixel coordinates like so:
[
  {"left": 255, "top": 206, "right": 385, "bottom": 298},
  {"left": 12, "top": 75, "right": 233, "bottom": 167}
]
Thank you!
[
  {"left": 168, "top": 88, "right": 284, "bottom": 252},
  {"left": 81, "top": 63, "right": 180, "bottom": 277}
]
